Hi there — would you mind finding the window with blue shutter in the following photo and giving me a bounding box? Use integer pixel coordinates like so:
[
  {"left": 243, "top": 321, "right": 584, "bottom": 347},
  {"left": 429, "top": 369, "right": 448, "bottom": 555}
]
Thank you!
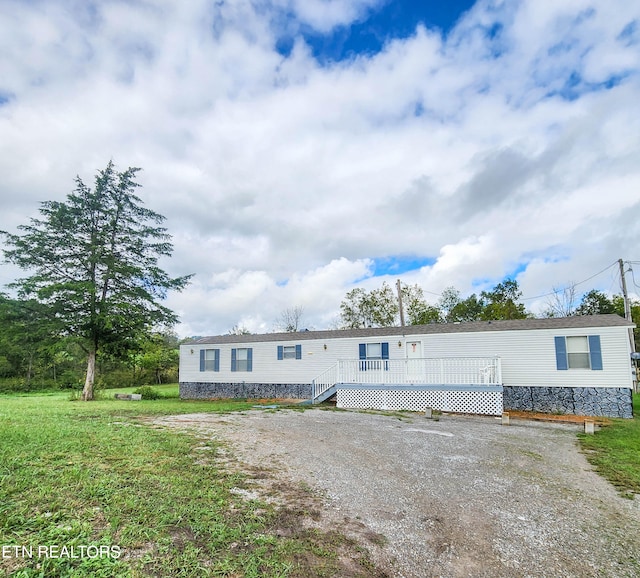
[
  {"left": 200, "top": 349, "right": 220, "bottom": 371},
  {"left": 359, "top": 342, "right": 389, "bottom": 371},
  {"left": 232, "top": 348, "right": 252, "bottom": 371},
  {"left": 555, "top": 335, "right": 602, "bottom": 370},
  {"left": 278, "top": 345, "right": 302, "bottom": 360}
]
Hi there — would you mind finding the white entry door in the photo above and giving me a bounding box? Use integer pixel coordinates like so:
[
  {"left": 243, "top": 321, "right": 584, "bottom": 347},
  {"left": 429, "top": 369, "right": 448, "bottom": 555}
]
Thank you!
[{"left": 406, "top": 340, "right": 422, "bottom": 379}]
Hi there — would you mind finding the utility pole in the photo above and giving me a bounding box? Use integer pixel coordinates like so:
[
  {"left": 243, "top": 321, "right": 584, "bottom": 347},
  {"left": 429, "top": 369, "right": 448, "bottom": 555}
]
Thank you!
[
  {"left": 619, "top": 259, "right": 635, "bottom": 350},
  {"left": 619, "top": 258, "right": 637, "bottom": 392},
  {"left": 396, "top": 279, "right": 405, "bottom": 327}
]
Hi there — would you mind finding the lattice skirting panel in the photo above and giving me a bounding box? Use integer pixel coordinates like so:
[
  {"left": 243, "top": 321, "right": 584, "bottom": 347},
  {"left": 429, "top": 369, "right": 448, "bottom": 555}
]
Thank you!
[{"left": 336, "top": 388, "right": 503, "bottom": 416}]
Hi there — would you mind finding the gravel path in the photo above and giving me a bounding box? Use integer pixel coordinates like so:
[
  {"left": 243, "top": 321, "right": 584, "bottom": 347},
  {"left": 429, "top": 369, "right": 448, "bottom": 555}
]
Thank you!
[{"left": 154, "top": 409, "right": 640, "bottom": 577}]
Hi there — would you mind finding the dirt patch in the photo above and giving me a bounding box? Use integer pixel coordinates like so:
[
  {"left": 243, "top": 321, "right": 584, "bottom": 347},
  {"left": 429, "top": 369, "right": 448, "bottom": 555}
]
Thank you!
[
  {"left": 153, "top": 409, "right": 640, "bottom": 577},
  {"left": 507, "top": 410, "right": 612, "bottom": 425}
]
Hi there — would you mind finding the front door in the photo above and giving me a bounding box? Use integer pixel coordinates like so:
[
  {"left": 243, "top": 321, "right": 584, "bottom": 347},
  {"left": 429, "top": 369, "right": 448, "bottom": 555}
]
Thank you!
[{"left": 406, "top": 340, "right": 422, "bottom": 379}]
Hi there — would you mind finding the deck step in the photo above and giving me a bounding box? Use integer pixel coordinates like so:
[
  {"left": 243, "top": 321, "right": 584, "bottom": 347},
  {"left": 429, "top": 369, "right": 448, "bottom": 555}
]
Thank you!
[{"left": 313, "top": 385, "right": 337, "bottom": 404}]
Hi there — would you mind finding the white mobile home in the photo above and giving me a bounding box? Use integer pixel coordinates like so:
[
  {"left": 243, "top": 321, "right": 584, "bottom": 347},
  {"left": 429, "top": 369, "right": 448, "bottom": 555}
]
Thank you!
[{"left": 179, "top": 314, "right": 634, "bottom": 418}]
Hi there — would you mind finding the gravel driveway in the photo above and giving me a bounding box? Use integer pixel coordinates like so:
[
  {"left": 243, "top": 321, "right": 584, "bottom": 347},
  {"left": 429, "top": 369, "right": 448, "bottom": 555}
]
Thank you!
[{"left": 154, "top": 408, "right": 640, "bottom": 577}]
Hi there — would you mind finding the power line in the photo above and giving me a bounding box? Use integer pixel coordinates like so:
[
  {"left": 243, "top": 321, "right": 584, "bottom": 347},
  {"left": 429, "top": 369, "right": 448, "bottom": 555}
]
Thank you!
[
  {"left": 520, "top": 260, "right": 619, "bottom": 301},
  {"left": 408, "top": 259, "right": 632, "bottom": 303},
  {"left": 629, "top": 264, "right": 640, "bottom": 297},
  {"left": 608, "top": 265, "right": 621, "bottom": 295}
]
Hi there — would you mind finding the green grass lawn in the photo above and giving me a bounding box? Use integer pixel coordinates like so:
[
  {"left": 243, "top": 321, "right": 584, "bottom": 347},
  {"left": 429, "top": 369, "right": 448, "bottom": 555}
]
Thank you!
[
  {"left": 2, "top": 386, "right": 637, "bottom": 576},
  {"left": 578, "top": 393, "right": 640, "bottom": 499},
  {"left": 0, "top": 386, "right": 379, "bottom": 577}
]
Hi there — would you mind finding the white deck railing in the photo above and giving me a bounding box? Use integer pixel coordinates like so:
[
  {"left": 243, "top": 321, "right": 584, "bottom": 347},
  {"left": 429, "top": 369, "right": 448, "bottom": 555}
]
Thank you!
[{"left": 312, "top": 356, "right": 501, "bottom": 400}]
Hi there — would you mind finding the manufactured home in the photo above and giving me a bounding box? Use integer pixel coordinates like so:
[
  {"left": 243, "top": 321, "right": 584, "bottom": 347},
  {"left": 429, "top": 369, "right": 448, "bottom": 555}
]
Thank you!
[{"left": 179, "top": 314, "right": 635, "bottom": 418}]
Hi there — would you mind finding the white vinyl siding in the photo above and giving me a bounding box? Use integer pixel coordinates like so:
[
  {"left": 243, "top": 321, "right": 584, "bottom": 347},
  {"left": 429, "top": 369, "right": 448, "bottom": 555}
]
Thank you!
[{"left": 179, "top": 324, "right": 632, "bottom": 389}]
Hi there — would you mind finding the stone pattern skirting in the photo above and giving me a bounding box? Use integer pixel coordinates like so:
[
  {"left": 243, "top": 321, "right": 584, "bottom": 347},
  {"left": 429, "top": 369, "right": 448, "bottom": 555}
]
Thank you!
[
  {"left": 503, "top": 386, "right": 633, "bottom": 418},
  {"left": 180, "top": 382, "right": 313, "bottom": 400}
]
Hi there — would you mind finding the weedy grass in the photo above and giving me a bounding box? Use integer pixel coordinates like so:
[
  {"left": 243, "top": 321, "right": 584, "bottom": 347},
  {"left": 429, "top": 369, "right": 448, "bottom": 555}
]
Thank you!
[
  {"left": 0, "top": 386, "right": 378, "bottom": 577},
  {"left": 578, "top": 393, "right": 640, "bottom": 499}
]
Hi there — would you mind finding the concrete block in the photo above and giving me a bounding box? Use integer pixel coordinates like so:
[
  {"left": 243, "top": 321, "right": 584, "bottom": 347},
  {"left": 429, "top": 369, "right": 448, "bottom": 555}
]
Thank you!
[
  {"left": 584, "top": 419, "right": 595, "bottom": 434},
  {"left": 501, "top": 412, "right": 510, "bottom": 426},
  {"left": 114, "top": 393, "right": 142, "bottom": 401}
]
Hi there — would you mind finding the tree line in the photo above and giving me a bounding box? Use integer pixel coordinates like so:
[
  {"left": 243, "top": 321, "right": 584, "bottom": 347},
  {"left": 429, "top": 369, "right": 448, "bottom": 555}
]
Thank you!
[
  {"left": 338, "top": 280, "right": 640, "bottom": 348},
  {"left": 340, "top": 279, "right": 529, "bottom": 327},
  {"left": 0, "top": 294, "right": 182, "bottom": 392}
]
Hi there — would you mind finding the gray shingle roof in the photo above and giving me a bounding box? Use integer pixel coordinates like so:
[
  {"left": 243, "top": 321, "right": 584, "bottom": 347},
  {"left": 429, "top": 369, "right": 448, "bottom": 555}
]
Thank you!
[{"left": 192, "top": 314, "right": 633, "bottom": 345}]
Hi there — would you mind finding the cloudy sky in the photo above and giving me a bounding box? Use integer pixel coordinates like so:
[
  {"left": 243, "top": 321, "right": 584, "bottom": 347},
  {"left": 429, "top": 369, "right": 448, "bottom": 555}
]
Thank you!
[{"left": 1, "top": 0, "right": 639, "bottom": 337}]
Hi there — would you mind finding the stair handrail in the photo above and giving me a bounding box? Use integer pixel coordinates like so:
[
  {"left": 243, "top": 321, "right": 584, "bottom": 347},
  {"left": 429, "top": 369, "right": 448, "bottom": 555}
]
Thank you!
[{"left": 312, "top": 363, "right": 339, "bottom": 399}]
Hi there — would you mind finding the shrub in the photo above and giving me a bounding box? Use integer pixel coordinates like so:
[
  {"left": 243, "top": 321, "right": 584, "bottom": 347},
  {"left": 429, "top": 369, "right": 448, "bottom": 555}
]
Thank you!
[{"left": 133, "top": 385, "right": 162, "bottom": 400}]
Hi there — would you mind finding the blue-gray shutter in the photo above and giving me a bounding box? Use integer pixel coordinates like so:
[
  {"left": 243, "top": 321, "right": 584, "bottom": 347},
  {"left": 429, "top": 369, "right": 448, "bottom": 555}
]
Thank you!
[
  {"left": 381, "top": 342, "right": 389, "bottom": 370},
  {"left": 554, "top": 337, "right": 568, "bottom": 370},
  {"left": 277, "top": 346, "right": 283, "bottom": 360},
  {"left": 359, "top": 343, "right": 367, "bottom": 370},
  {"left": 199, "top": 349, "right": 205, "bottom": 372},
  {"left": 231, "top": 348, "right": 237, "bottom": 372},
  {"left": 295, "top": 344, "right": 302, "bottom": 359},
  {"left": 588, "top": 335, "right": 603, "bottom": 370},
  {"left": 214, "top": 349, "right": 220, "bottom": 372},
  {"left": 247, "top": 348, "right": 253, "bottom": 372}
]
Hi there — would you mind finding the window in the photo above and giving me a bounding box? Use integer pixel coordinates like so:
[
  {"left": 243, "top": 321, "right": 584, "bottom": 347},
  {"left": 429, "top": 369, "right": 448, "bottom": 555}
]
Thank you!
[
  {"left": 366, "top": 343, "right": 382, "bottom": 359},
  {"left": 231, "top": 347, "right": 252, "bottom": 372},
  {"left": 277, "top": 345, "right": 302, "bottom": 360},
  {"left": 199, "top": 349, "right": 219, "bottom": 372},
  {"left": 566, "top": 336, "right": 590, "bottom": 369},
  {"left": 554, "top": 336, "right": 602, "bottom": 370},
  {"left": 359, "top": 342, "right": 389, "bottom": 370}
]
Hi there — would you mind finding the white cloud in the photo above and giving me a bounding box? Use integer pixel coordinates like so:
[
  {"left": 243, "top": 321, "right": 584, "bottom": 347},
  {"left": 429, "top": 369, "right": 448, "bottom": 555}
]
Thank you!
[
  {"left": 167, "top": 257, "right": 372, "bottom": 336},
  {"left": 1, "top": 0, "right": 639, "bottom": 336},
  {"left": 275, "top": 0, "right": 384, "bottom": 33}
]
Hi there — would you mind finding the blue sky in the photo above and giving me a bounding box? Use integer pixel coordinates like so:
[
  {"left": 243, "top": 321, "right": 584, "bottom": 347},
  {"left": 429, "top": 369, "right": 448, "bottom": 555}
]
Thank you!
[
  {"left": 279, "top": 0, "right": 476, "bottom": 61},
  {"left": 0, "top": 0, "right": 639, "bottom": 335}
]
